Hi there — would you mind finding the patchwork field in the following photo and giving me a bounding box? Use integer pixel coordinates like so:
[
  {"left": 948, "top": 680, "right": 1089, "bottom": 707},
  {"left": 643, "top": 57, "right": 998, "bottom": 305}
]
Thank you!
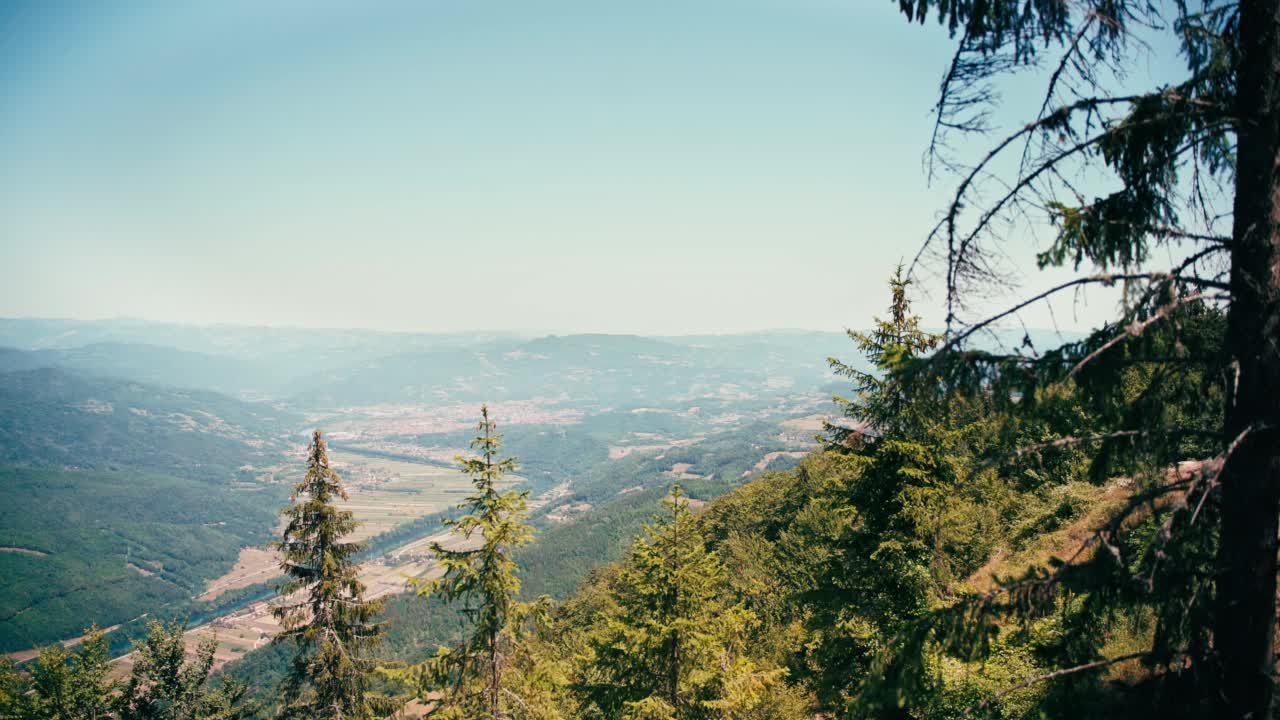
[
  {"left": 329, "top": 451, "right": 478, "bottom": 543},
  {"left": 196, "top": 450, "right": 509, "bottom": 601},
  {"left": 115, "top": 529, "right": 480, "bottom": 678},
  {"left": 607, "top": 436, "right": 702, "bottom": 460},
  {"left": 195, "top": 548, "right": 281, "bottom": 601}
]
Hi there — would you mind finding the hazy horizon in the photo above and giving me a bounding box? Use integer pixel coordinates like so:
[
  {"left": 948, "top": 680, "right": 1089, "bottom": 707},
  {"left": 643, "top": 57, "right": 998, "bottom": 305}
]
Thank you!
[
  {"left": 0, "top": 313, "right": 844, "bottom": 338},
  {"left": 0, "top": 314, "right": 1093, "bottom": 345}
]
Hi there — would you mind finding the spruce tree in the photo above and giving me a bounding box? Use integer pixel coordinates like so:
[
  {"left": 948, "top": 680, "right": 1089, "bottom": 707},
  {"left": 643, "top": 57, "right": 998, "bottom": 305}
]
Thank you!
[
  {"left": 803, "top": 275, "right": 1004, "bottom": 714},
  {"left": 597, "top": 486, "right": 721, "bottom": 717},
  {"left": 273, "top": 430, "right": 383, "bottom": 720},
  {"left": 401, "top": 405, "right": 539, "bottom": 720},
  {"left": 826, "top": 264, "right": 940, "bottom": 447}
]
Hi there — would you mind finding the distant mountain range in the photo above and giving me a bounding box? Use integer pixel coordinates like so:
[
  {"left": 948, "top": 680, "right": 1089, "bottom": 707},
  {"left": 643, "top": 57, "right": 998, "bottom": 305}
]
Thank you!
[
  {"left": 0, "top": 318, "right": 1082, "bottom": 407},
  {"left": 0, "top": 321, "right": 859, "bottom": 407}
]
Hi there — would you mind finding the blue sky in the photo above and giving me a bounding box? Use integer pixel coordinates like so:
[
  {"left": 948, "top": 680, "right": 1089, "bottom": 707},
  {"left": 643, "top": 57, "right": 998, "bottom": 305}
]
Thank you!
[{"left": 0, "top": 1, "right": 1184, "bottom": 335}]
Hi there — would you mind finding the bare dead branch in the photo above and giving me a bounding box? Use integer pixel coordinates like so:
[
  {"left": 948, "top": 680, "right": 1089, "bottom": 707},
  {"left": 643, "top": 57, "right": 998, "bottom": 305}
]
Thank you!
[
  {"left": 908, "top": 93, "right": 1146, "bottom": 283},
  {"left": 1018, "top": 15, "right": 1098, "bottom": 175},
  {"left": 930, "top": 243, "right": 1228, "bottom": 362},
  {"left": 980, "top": 428, "right": 1223, "bottom": 470},
  {"left": 1067, "top": 292, "right": 1212, "bottom": 378},
  {"left": 975, "top": 651, "right": 1149, "bottom": 711}
]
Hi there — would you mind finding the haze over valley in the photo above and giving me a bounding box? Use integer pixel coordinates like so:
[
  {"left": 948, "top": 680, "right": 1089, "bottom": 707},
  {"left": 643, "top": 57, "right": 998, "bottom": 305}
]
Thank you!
[{"left": 0, "top": 319, "right": 854, "bottom": 660}]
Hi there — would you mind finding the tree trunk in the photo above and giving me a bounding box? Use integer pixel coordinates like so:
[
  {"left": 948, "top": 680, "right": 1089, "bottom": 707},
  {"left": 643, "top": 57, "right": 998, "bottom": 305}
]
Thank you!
[
  {"left": 490, "top": 625, "right": 500, "bottom": 720},
  {"left": 1215, "top": 1, "right": 1280, "bottom": 717}
]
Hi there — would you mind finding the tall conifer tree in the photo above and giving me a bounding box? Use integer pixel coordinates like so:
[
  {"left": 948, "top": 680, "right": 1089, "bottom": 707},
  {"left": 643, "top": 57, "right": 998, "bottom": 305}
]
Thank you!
[
  {"left": 274, "top": 430, "right": 383, "bottom": 720},
  {"left": 404, "top": 406, "right": 539, "bottom": 719},
  {"left": 826, "top": 264, "right": 941, "bottom": 447},
  {"left": 805, "top": 275, "right": 995, "bottom": 713}
]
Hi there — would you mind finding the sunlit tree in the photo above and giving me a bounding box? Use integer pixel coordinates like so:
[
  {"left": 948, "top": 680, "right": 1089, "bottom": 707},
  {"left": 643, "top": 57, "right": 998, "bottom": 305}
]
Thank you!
[
  {"left": 398, "top": 406, "right": 541, "bottom": 720},
  {"left": 274, "top": 430, "right": 383, "bottom": 720}
]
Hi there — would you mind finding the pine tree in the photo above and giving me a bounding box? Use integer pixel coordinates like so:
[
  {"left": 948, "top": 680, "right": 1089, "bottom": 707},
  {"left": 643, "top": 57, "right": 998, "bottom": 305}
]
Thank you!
[
  {"left": 118, "top": 620, "right": 250, "bottom": 720},
  {"left": 273, "top": 430, "right": 383, "bottom": 720},
  {"left": 601, "top": 486, "right": 722, "bottom": 717},
  {"left": 802, "top": 275, "right": 1004, "bottom": 714},
  {"left": 401, "top": 405, "right": 540, "bottom": 719}
]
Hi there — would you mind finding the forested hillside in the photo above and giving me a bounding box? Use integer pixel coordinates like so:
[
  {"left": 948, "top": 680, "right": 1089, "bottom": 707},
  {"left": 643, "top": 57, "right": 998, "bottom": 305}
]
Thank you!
[
  {"left": 0, "top": 368, "right": 302, "bottom": 653},
  {"left": 0, "top": 367, "right": 296, "bottom": 481},
  {"left": 0, "top": 467, "right": 277, "bottom": 653}
]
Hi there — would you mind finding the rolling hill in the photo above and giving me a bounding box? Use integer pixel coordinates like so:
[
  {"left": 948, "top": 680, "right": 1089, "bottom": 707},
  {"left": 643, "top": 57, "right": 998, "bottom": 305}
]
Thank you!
[{"left": 0, "top": 367, "right": 299, "bottom": 482}]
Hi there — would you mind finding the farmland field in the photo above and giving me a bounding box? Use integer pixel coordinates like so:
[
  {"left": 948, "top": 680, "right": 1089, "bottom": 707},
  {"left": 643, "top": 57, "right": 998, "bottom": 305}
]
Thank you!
[
  {"left": 197, "top": 450, "right": 496, "bottom": 601},
  {"left": 118, "top": 529, "right": 478, "bottom": 678},
  {"left": 328, "top": 450, "right": 503, "bottom": 542}
]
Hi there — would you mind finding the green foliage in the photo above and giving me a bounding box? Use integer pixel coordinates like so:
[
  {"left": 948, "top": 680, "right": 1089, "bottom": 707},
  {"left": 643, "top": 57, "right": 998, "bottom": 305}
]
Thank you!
[
  {"left": 812, "top": 281, "right": 1234, "bottom": 718},
  {"left": 0, "top": 466, "right": 277, "bottom": 652},
  {"left": 273, "top": 430, "right": 384, "bottom": 720},
  {"left": 119, "top": 620, "right": 250, "bottom": 720},
  {"left": 579, "top": 487, "right": 724, "bottom": 716},
  {"left": 20, "top": 622, "right": 116, "bottom": 717},
  {"left": 11, "top": 628, "right": 116, "bottom": 720},
  {"left": 0, "top": 660, "right": 21, "bottom": 720},
  {"left": 569, "top": 486, "right": 805, "bottom": 720},
  {"left": 390, "top": 406, "right": 547, "bottom": 719},
  {"left": 797, "top": 275, "right": 1002, "bottom": 713},
  {"left": 0, "top": 623, "right": 252, "bottom": 720},
  {"left": 827, "top": 264, "right": 941, "bottom": 446},
  {"left": 872, "top": 297, "right": 1233, "bottom": 718}
]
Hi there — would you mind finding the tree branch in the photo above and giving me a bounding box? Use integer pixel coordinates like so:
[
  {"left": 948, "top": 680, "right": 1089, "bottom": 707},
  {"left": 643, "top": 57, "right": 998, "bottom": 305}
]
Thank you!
[
  {"left": 976, "top": 651, "right": 1149, "bottom": 711},
  {"left": 1067, "top": 292, "right": 1212, "bottom": 378}
]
